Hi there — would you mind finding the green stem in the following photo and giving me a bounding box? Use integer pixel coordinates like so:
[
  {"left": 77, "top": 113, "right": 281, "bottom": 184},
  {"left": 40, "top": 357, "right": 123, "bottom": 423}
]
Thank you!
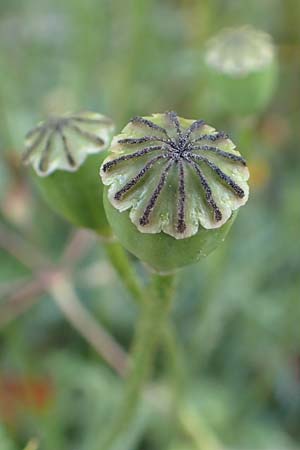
[
  {"left": 100, "top": 273, "right": 176, "bottom": 450},
  {"left": 164, "top": 326, "right": 222, "bottom": 450},
  {"left": 162, "top": 323, "right": 186, "bottom": 408},
  {"left": 104, "top": 241, "right": 144, "bottom": 305},
  {"left": 178, "top": 408, "right": 223, "bottom": 450},
  {"left": 102, "top": 239, "right": 220, "bottom": 450}
]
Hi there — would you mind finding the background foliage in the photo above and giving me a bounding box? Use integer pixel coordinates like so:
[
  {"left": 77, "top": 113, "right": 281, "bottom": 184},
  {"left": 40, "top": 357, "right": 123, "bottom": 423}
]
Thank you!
[{"left": 1, "top": 0, "right": 300, "bottom": 449}]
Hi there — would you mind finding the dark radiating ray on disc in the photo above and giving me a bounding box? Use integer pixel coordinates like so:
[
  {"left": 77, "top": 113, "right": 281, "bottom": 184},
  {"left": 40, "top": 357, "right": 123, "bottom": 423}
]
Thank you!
[
  {"left": 102, "top": 146, "right": 165, "bottom": 173},
  {"left": 130, "top": 116, "right": 172, "bottom": 140},
  {"left": 23, "top": 127, "right": 47, "bottom": 162},
  {"left": 25, "top": 124, "right": 46, "bottom": 140},
  {"left": 118, "top": 136, "right": 171, "bottom": 146},
  {"left": 139, "top": 160, "right": 173, "bottom": 226},
  {"left": 191, "top": 145, "right": 246, "bottom": 165},
  {"left": 114, "top": 155, "right": 167, "bottom": 201},
  {"left": 191, "top": 154, "right": 245, "bottom": 198},
  {"left": 166, "top": 111, "right": 182, "bottom": 136},
  {"left": 38, "top": 130, "right": 55, "bottom": 173},
  {"left": 66, "top": 123, "right": 105, "bottom": 146},
  {"left": 58, "top": 128, "right": 77, "bottom": 167},
  {"left": 177, "top": 160, "right": 186, "bottom": 233},
  {"left": 192, "top": 131, "right": 229, "bottom": 143},
  {"left": 185, "top": 157, "right": 222, "bottom": 221},
  {"left": 184, "top": 119, "right": 206, "bottom": 139}
]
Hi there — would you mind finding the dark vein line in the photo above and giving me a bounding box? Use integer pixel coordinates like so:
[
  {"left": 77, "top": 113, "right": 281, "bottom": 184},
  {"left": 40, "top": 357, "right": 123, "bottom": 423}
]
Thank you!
[
  {"left": 23, "top": 128, "right": 48, "bottom": 162},
  {"left": 184, "top": 119, "right": 206, "bottom": 139},
  {"left": 185, "top": 157, "right": 222, "bottom": 221},
  {"left": 118, "top": 136, "right": 171, "bottom": 146},
  {"left": 58, "top": 128, "right": 76, "bottom": 167},
  {"left": 177, "top": 160, "right": 186, "bottom": 233},
  {"left": 191, "top": 145, "right": 246, "bottom": 165},
  {"left": 70, "top": 116, "right": 113, "bottom": 126},
  {"left": 66, "top": 123, "right": 105, "bottom": 146},
  {"left": 130, "top": 116, "right": 172, "bottom": 139},
  {"left": 114, "top": 155, "right": 167, "bottom": 200},
  {"left": 139, "top": 160, "right": 173, "bottom": 226},
  {"left": 25, "top": 124, "right": 46, "bottom": 139},
  {"left": 102, "top": 146, "right": 164, "bottom": 172},
  {"left": 38, "top": 130, "right": 55, "bottom": 173},
  {"left": 166, "top": 111, "right": 182, "bottom": 135},
  {"left": 191, "top": 131, "right": 229, "bottom": 143},
  {"left": 191, "top": 154, "right": 245, "bottom": 198}
]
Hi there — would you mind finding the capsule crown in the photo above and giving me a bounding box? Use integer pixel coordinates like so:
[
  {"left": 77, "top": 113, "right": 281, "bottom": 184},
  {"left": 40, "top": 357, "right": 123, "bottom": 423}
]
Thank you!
[
  {"left": 23, "top": 111, "right": 115, "bottom": 176},
  {"left": 101, "top": 112, "right": 249, "bottom": 240},
  {"left": 205, "top": 25, "right": 275, "bottom": 77}
]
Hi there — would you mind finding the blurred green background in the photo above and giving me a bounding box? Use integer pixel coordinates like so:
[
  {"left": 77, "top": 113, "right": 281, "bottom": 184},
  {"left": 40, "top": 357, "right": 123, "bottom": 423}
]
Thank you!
[{"left": 1, "top": 0, "right": 300, "bottom": 449}]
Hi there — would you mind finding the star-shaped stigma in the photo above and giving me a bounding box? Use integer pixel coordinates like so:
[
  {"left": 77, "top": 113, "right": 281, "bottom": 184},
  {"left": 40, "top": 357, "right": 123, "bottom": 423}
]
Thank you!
[
  {"left": 23, "top": 111, "right": 115, "bottom": 176},
  {"left": 100, "top": 112, "right": 249, "bottom": 239}
]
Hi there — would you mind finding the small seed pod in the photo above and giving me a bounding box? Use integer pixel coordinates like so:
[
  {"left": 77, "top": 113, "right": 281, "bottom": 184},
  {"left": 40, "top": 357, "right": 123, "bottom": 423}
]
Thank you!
[
  {"left": 204, "top": 26, "right": 278, "bottom": 116},
  {"left": 23, "top": 111, "right": 115, "bottom": 238},
  {"left": 100, "top": 112, "right": 249, "bottom": 272}
]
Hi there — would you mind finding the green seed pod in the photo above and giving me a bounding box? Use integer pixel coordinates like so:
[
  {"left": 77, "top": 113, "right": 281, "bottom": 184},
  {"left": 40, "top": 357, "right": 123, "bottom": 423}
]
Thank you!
[
  {"left": 23, "top": 111, "right": 115, "bottom": 238},
  {"left": 100, "top": 112, "right": 249, "bottom": 272},
  {"left": 204, "top": 26, "right": 278, "bottom": 116}
]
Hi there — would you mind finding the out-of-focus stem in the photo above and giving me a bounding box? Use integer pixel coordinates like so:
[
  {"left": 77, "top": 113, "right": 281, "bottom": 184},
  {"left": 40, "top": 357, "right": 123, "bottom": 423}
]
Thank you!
[
  {"left": 48, "top": 273, "right": 129, "bottom": 377},
  {"left": 178, "top": 407, "right": 223, "bottom": 450}
]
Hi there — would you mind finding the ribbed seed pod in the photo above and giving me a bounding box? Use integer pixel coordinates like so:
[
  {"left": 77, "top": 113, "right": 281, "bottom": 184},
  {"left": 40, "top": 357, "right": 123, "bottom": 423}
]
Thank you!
[
  {"left": 204, "top": 26, "right": 278, "bottom": 116},
  {"left": 23, "top": 111, "right": 115, "bottom": 237},
  {"left": 100, "top": 112, "right": 249, "bottom": 271}
]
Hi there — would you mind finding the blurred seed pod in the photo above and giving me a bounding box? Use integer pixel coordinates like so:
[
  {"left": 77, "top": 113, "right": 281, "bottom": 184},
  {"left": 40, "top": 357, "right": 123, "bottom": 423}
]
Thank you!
[
  {"left": 204, "top": 26, "right": 278, "bottom": 116},
  {"left": 23, "top": 111, "right": 115, "bottom": 237},
  {"left": 100, "top": 112, "right": 249, "bottom": 272}
]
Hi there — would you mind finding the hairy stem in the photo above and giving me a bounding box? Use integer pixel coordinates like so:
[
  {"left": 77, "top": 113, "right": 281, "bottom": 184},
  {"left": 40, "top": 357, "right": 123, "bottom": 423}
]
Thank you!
[{"left": 100, "top": 273, "right": 176, "bottom": 450}]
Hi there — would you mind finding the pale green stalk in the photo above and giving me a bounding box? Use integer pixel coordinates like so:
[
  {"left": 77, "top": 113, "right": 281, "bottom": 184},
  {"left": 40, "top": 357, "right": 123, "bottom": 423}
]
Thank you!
[
  {"left": 99, "top": 273, "right": 176, "bottom": 450},
  {"left": 104, "top": 241, "right": 144, "bottom": 305}
]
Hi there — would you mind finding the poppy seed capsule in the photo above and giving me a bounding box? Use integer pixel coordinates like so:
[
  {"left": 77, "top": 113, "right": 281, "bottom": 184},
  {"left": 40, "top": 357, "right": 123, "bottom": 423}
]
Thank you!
[
  {"left": 204, "top": 26, "right": 278, "bottom": 116},
  {"left": 100, "top": 112, "right": 249, "bottom": 272},
  {"left": 23, "top": 111, "right": 115, "bottom": 238}
]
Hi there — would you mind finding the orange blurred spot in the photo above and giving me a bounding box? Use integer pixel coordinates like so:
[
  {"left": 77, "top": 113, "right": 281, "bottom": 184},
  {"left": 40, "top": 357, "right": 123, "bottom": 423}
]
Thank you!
[
  {"left": 2, "top": 183, "right": 33, "bottom": 227},
  {"left": 259, "top": 114, "right": 290, "bottom": 149},
  {"left": 2, "top": 151, "right": 33, "bottom": 227},
  {"left": 0, "top": 375, "right": 54, "bottom": 424},
  {"left": 248, "top": 159, "right": 271, "bottom": 189}
]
